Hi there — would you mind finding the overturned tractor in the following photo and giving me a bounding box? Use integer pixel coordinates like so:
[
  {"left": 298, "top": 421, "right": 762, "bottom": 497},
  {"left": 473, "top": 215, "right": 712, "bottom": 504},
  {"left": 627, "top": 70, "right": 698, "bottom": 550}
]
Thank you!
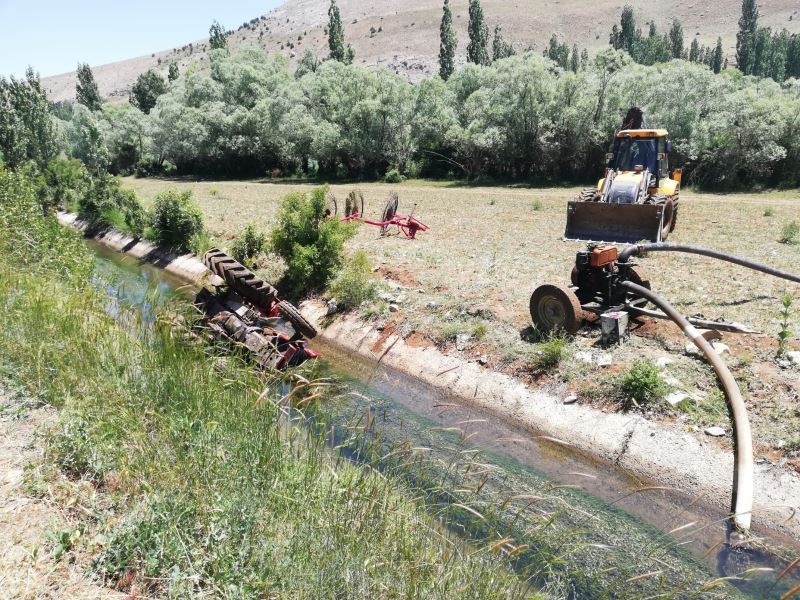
[
  {"left": 196, "top": 249, "right": 319, "bottom": 370},
  {"left": 565, "top": 107, "right": 682, "bottom": 244}
]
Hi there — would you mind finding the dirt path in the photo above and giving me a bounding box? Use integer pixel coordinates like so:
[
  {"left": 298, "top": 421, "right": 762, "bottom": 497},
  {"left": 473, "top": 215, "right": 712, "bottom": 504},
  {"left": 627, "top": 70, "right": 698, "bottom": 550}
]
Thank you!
[{"left": 0, "top": 387, "right": 117, "bottom": 599}]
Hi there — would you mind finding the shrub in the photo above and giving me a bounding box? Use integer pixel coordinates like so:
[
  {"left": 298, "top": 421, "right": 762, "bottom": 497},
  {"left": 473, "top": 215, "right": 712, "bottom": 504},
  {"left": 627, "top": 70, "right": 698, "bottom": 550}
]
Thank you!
[
  {"left": 763, "top": 207, "right": 775, "bottom": 217},
  {"left": 117, "top": 189, "right": 147, "bottom": 237},
  {"left": 270, "top": 186, "right": 357, "bottom": 296},
  {"left": 532, "top": 331, "right": 569, "bottom": 371},
  {"left": 43, "top": 158, "right": 90, "bottom": 212},
  {"left": 148, "top": 189, "right": 204, "bottom": 252},
  {"left": 230, "top": 223, "right": 267, "bottom": 266},
  {"left": 327, "top": 250, "right": 377, "bottom": 310},
  {"left": 779, "top": 220, "right": 799, "bottom": 245},
  {"left": 384, "top": 168, "right": 405, "bottom": 184},
  {"left": 619, "top": 359, "right": 667, "bottom": 410},
  {"left": 531, "top": 199, "right": 543, "bottom": 212}
]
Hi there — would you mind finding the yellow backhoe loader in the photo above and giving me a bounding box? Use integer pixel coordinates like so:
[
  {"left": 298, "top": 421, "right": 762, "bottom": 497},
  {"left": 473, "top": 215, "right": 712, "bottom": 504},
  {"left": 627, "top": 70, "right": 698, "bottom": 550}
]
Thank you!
[{"left": 564, "top": 108, "right": 682, "bottom": 244}]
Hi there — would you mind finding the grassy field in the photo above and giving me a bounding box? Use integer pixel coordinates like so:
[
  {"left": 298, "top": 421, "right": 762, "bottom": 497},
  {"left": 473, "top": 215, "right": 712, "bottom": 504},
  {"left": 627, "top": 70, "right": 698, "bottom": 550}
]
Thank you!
[{"left": 125, "top": 176, "right": 800, "bottom": 466}]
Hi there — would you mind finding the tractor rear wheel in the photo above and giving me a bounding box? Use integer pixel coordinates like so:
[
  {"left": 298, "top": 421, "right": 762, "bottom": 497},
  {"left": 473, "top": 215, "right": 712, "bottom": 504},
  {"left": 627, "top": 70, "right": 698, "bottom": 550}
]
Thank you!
[
  {"left": 529, "top": 284, "right": 583, "bottom": 335},
  {"left": 203, "top": 249, "right": 279, "bottom": 312},
  {"left": 277, "top": 300, "right": 318, "bottom": 339}
]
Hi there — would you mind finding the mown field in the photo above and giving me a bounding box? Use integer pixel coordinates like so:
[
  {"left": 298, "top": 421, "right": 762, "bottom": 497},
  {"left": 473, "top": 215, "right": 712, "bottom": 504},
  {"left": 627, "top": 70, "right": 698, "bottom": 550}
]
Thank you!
[{"left": 125, "top": 176, "right": 800, "bottom": 463}]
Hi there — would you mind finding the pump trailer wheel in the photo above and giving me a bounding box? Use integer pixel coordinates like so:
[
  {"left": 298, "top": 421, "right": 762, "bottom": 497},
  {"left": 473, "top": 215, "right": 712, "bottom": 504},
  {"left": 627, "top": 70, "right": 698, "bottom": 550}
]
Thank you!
[{"left": 529, "top": 283, "right": 584, "bottom": 335}]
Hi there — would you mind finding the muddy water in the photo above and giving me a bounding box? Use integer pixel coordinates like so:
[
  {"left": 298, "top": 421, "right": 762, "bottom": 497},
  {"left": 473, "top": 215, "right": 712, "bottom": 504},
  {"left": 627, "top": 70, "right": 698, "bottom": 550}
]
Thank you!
[{"left": 88, "top": 243, "right": 799, "bottom": 598}]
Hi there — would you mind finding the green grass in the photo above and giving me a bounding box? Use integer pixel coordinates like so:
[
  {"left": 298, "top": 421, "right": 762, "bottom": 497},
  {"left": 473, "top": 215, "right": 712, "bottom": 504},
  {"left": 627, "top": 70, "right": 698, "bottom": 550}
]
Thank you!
[
  {"left": 0, "top": 167, "right": 528, "bottom": 598},
  {"left": 0, "top": 258, "right": 529, "bottom": 598}
]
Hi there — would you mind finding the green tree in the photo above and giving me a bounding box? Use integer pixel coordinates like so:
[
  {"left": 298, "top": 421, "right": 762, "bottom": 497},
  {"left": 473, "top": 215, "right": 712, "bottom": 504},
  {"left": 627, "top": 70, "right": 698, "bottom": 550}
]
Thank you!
[
  {"left": 752, "top": 26, "right": 771, "bottom": 76},
  {"left": 787, "top": 34, "right": 800, "bottom": 79},
  {"left": 209, "top": 20, "right": 228, "bottom": 51},
  {"left": 76, "top": 63, "right": 101, "bottom": 111},
  {"left": 689, "top": 38, "right": 700, "bottom": 62},
  {"left": 619, "top": 6, "right": 638, "bottom": 53},
  {"left": 669, "top": 20, "right": 684, "bottom": 58},
  {"left": 737, "top": 0, "right": 759, "bottom": 74},
  {"left": 712, "top": 37, "right": 724, "bottom": 73},
  {"left": 295, "top": 50, "right": 321, "bottom": 78},
  {"left": 467, "top": 0, "right": 490, "bottom": 66},
  {"left": 580, "top": 48, "right": 589, "bottom": 70},
  {"left": 492, "top": 24, "right": 515, "bottom": 61},
  {"left": 168, "top": 62, "right": 179, "bottom": 83},
  {"left": 0, "top": 69, "right": 58, "bottom": 169},
  {"left": 545, "top": 34, "right": 570, "bottom": 69},
  {"left": 129, "top": 70, "right": 167, "bottom": 114},
  {"left": 327, "top": 0, "right": 354, "bottom": 64},
  {"left": 570, "top": 44, "right": 580, "bottom": 72},
  {"left": 439, "top": 0, "right": 457, "bottom": 79}
]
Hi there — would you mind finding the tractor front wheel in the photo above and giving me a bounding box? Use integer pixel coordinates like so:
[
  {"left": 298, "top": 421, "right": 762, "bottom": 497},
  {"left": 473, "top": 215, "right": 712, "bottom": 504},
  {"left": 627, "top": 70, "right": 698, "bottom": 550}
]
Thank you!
[{"left": 529, "top": 284, "right": 583, "bottom": 335}]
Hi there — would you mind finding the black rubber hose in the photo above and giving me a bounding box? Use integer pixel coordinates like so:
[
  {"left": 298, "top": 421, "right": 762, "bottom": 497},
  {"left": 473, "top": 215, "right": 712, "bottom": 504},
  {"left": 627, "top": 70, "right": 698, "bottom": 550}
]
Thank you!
[
  {"left": 622, "top": 281, "right": 753, "bottom": 533},
  {"left": 618, "top": 243, "right": 800, "bottom": 284}
]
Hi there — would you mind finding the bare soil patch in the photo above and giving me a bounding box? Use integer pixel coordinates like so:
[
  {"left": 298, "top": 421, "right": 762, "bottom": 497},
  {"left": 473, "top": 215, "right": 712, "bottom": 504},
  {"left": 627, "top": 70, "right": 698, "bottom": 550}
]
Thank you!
[{"left": 0, "top": 388, "right": 119, "bottom": 599}]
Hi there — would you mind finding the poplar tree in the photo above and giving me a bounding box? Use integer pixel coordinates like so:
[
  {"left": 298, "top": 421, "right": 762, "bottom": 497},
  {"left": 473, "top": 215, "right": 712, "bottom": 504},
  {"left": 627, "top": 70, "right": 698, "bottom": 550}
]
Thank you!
[
  {"left": 669, "top": 20, "right": 684, "bottom": 58},
  {"left": 492, "top": 24, "right": 515, "bottom": 61},
  {"left": 328, "top": 0, "right": 354, "bottom": 64},
  {"left": 712, "top": 37, "right": 724, "bottom": 73},
  {"left": 689, "top": 38, "right": 700, "bottom": 62},
  {"left": 620, "top": 6, "right": 637, "bottom": 52},
  {"left": 439, "top": 0, "right": 457, "bottom": 79},
  {"left": 76, "top": 63, "right": 101, "bottom": 111},
  {"left": 737, "top": 0, "right": 758, "bottom": 74},
  {"left": 570, "top": 44, "right": 580, "bottom": 72},
  {"left": 467, "top": 0, "right": 490, "bottom": 66},
  {"left": 168, "top": 62, "right": 179, "bottom": 82}
]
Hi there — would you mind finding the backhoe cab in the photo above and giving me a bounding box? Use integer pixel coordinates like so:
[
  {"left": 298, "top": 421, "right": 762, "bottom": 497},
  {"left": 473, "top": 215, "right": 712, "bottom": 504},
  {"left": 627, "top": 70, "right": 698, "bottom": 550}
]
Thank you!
[{"left": 564, "top": 109, "right": 682, "bottom": 244}]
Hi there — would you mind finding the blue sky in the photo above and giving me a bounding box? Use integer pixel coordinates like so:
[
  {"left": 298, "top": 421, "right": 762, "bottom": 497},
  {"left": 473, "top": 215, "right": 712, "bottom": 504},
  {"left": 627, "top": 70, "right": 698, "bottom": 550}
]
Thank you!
[{"left": 0, "top": 0, "right": 282, "bottom": 78}]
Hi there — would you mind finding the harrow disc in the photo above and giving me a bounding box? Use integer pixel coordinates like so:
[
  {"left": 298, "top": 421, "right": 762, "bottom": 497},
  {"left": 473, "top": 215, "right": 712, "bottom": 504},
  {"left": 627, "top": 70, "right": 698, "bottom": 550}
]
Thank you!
[
  {"left": 529, "top": 283, "right": 583, "bottom": 335},
  {"left": 325, "top": 192, "right": 338, "bottom": 218},
  {"left": 381, "top": 193, "right": 399, "bottom": 235},
  {"left": 345, "top": 190, "right": 365, "bottom": 218}
]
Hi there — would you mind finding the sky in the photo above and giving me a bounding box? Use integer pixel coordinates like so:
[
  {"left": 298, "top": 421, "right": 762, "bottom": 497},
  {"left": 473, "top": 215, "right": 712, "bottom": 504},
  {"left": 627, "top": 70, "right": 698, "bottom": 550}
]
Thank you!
[{"left": 0, "top": 0, "right": 282, "bottom": 78}]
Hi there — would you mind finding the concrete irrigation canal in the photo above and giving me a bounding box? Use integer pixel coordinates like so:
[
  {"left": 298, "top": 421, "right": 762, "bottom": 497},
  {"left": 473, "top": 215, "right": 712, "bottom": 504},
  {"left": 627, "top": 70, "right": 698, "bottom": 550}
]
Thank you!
[{"left": 86, "top": 238, "right": 800, "bottom": 598}]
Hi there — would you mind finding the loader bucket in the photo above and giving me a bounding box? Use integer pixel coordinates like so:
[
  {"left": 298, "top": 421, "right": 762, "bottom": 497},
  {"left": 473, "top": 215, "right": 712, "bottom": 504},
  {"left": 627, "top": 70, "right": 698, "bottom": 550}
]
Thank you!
[{"left": 563, "top": 201, "right": 665, "bottom": 244}]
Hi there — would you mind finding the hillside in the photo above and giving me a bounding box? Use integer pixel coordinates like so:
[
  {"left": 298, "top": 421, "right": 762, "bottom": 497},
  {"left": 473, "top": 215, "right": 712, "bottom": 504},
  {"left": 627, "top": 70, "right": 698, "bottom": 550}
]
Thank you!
[{"left": 42, "top": 0, "right": 800, "bottom": 102}]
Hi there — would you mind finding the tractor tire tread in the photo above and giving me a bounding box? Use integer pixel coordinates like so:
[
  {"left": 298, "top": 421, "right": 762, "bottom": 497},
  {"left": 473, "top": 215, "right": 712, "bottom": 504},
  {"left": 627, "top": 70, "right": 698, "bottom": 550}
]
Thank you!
[{"left": 278, "top": 300, "right": 318, "bottom": 339}]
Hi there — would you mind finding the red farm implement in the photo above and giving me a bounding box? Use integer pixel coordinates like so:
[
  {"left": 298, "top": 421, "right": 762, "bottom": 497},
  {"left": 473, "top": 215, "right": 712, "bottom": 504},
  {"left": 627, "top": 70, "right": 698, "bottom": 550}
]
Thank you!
[{"left": 326, "top": 191, "right": 429, "bottom": 239}]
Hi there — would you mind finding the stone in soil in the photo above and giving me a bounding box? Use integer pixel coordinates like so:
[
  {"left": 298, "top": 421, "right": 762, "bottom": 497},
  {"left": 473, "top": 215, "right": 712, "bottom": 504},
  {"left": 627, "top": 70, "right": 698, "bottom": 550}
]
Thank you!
[{"left": 704, "top": 426, "right": 727, "bottom": 437}]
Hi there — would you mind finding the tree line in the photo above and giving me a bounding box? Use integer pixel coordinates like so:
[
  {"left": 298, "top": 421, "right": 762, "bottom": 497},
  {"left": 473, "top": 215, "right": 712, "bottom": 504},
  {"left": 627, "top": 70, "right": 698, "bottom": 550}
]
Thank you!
[
  {"left": 2, "top": 0, "right": 800, "bottom": 190},
  {"left": 609, "top": 0, "right": 800, "bottom": 80}
]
